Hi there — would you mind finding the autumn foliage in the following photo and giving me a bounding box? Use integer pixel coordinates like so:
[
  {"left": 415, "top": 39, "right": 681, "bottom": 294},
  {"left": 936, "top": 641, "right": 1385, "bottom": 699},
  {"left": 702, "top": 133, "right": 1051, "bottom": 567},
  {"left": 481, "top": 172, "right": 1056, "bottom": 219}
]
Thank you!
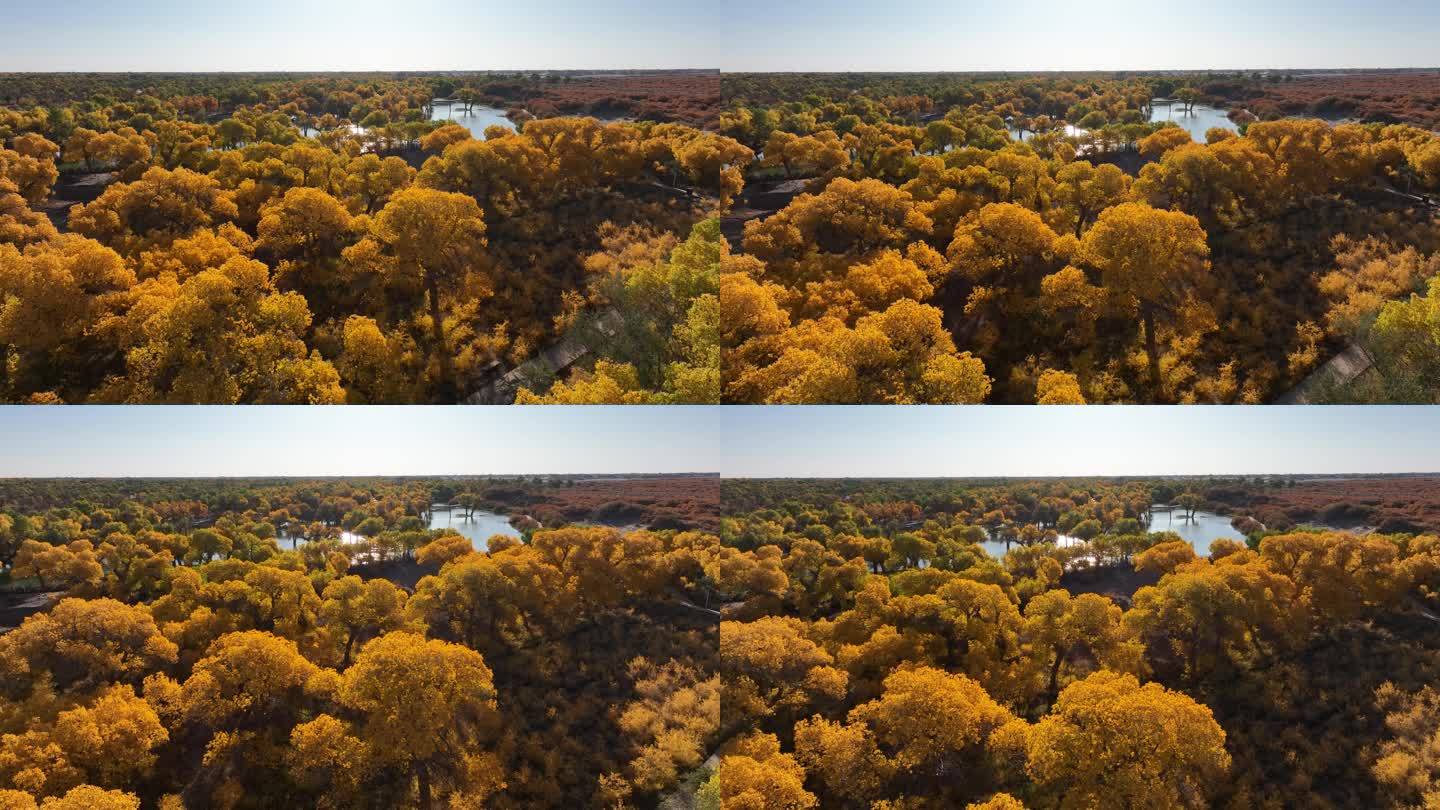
[
  {"left": 0, "top": 476, "right": 721, "bottom": 808},
  {"left": 716, "top": 475, "right": 1440, "bottom": 808},
  {"left": 0, "top": 73, "right": 740, "bottom": 403},
  {"left": 720, "top": 72, "right": 1440, "bottom": 403}
]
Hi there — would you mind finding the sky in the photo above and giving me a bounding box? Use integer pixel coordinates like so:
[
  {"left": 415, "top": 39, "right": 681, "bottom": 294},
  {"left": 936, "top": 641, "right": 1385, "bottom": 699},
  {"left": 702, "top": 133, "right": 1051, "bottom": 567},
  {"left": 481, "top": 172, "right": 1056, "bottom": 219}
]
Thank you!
[
  {"left": 717, "top": 0, "right": 1440, "bottom": 72},
  {"left": 1, "top": 405, "right": 1436, "bottom": 479},
  {"left": 2, "top": 0, "right": 1436, "bottom": 72},
  {"left": 0, "top": 0, "right": 724, "bottom": 72},
  {"left": 716, "top": 406, "right": 1440, "bottom": 478},
  {"left": 0, "top": 406, "right": 722, "bottom": 477}
]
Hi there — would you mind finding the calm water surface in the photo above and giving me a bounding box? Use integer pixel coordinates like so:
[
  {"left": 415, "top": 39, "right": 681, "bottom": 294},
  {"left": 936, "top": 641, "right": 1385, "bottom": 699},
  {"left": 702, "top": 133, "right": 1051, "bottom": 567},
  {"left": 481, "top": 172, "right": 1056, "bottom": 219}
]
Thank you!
[
  {"left": 1004, "top": 99, "right": 1239, "bottom": 146},
  {"left": 429, "top": 99, "right": 516, "bottom": 137},
  {"left": 979, "top": 508, "right": 1245, "bottom": 560},
  {"left": 426, "top": 507, "right": 522, "bottom": 550},
  {"left": 297, "top": 99, "right": 636, "bottom": 146},
  {"left": 1148, "top": 99, "right": 1239, "bottom": 140},
  {"left": 1145, "top": 509, "right": 1246, "bottom": 554},
  {"left": 328, "top": 506, "right": 522, "bottom": 551},
  {"left": 980, "top": 530, "right": 1081, "bottom": 560}
]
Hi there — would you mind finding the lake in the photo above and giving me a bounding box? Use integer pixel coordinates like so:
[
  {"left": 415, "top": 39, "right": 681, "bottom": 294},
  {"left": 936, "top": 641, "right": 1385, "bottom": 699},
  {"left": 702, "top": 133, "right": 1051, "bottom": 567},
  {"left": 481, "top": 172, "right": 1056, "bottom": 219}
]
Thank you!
[
  {"left": 427, "top": 506, "right": 523, "bottom": 550},
  {"left": 1006, "top": 98, "right": 1239, "bottom": 147},
  {"left": 1146, "top": 509, "right": 1246, "bottom": 554},
  {"left": 430, "top": 99, "right": 516, "bottom": 137},
  {"left": 300, "top": 101, "right": 518, "bottom": 145},
  {"left": 1007, "top": 123, "right": 1088, "bottom": 142},
  {"left": 297, "top": 99, "right": 635, "bottom": 147},
  {"left": 326, "top": 506, "right": 522, "bottom": 551},
  {"left": 298, "top": 510, "right": 640, "bottom": 554},
  {"left": 980, "top": 530, "right": 1080, "bottom": 560},
  {"left": 1149, "top": 99, "right": 1238, "bottom": 140},
  {"left": 979, "top": 508, "right": 1244, "bottom": 560},
  {"left": 1016, "top": 99, "right": 1351, "bottom": 155}
]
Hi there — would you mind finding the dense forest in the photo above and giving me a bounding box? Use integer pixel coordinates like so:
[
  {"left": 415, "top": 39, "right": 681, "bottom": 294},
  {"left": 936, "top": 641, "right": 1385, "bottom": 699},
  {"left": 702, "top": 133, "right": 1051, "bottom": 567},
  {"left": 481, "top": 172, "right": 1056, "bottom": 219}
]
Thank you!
[
  {"left": 0, "top": 71, "right": 722, "bottom": 130},
  {"left": 719, "top": 71, "right": 1440, "bottom": 403},
  {"left": 9, "top": 68, "right": 1440, "bottom": 405},
  {"left": 0, "top": 476, "right": 723, "bottom": 808},
  {"left": 716, "top": 476, "right": 1440, "bottom": 808},
  {"left": 0, "top": 71, "right": 736, "bottom": 403}
]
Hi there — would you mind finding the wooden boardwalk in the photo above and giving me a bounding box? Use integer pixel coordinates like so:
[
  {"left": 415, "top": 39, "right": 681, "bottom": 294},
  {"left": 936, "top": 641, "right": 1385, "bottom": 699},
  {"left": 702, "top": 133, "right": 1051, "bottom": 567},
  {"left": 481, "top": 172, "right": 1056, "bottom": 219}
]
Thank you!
[
  {"left": 1274, "top": 343, "right": 1376, "bottom": 404},
  {"left": 464, "top": 309, "right": 624, "bottom": 404}
]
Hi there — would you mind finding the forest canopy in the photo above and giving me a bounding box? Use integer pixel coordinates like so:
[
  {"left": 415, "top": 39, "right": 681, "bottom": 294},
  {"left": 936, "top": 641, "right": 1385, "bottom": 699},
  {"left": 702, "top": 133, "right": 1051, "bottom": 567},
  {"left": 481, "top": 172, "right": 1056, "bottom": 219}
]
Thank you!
[
  {"left": 715, "top": 475, "right": 1440, "bottom": 808},
  {"left": 0, "top": 474, "right": 722, "bottom": 808},
  {"left": 0, "top": 71, "right": 733, "bottom": 404},
  {"left": 8, "top": 67, "right": 1440, "bottom": 403},
  {"left": 718, "top": 70, "right": 1440, "bottom": 403}
]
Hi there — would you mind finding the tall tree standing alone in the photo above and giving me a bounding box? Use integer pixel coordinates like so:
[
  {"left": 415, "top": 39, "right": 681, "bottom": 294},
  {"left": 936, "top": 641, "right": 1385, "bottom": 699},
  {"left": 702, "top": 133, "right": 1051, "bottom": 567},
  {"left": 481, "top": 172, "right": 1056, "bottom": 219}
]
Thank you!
[
  {"left": 349, "top": 187, "right": 489, "bottom": 398},
  {"left": 1080, "top": 202, "right": 1210, "bottom": 400}
]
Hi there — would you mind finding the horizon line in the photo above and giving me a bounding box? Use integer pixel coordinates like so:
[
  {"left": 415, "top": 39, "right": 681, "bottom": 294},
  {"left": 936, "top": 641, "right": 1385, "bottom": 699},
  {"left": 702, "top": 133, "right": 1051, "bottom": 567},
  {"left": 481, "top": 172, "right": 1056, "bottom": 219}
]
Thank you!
[
  {"left": 0, "top": 66, "right": 721, "bottom": 75},
  {"left": 720, "top": 66, "right": 1440, "bottom": 74},
  {"left": 722, "top": 471, "right": 1440, "bottom": 480},
  {"left": 3, "top": 66, "right": 1437, "bottom": 76},
  {"left": 0, "top": 472, "right": 721, "bottom": 480}
]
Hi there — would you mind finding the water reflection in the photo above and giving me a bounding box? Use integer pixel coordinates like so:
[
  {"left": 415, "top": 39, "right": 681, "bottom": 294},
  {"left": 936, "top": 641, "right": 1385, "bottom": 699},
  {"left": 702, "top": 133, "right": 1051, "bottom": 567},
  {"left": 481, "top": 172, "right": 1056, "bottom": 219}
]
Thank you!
[
  {"left": 301, "top": 508, "right": 650, "bottom": 554},
  {"left": 980, "top": 532, "right": 1078, "bottom": 560},
  {"left": 1148, "top": 100, "right": 1239, "bottom": 141},
  {"left": 429, "top": 100, "right": 516, "bottom": 138},
  {"left": 1003, "top": 98, "right": 1242, "bottom": 147},
  {"left": 977, "top": 508, "right": 1245, "bottom": 560},
  {"left": 1145, "top": 509, "right": 1246, "bottom": 554},
  {"left": 426, "top": 506, "right": 522, "bottom": 550},
  {"left": 1007, "top": 123, "right": 1089, "bottom": 141},
  {"left": 323, "top": 507, "right": 521, "bottom": 552}
]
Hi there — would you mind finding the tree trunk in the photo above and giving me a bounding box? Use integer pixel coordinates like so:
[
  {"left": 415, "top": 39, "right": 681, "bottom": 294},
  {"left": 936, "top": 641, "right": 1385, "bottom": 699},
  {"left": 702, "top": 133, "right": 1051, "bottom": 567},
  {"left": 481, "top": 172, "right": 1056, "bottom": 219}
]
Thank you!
[
  {"left": 1142, "top": 305, "right": 1162, "bottom": 400},
  {"left": 417, "top": 764, "right": 433, "bottom": 810},
  {"left": 1048, "top": 646, "right": 1064, "bottom": 698},
  {"left": 427, "top": 276, "right": 454, "bottom": 399}
]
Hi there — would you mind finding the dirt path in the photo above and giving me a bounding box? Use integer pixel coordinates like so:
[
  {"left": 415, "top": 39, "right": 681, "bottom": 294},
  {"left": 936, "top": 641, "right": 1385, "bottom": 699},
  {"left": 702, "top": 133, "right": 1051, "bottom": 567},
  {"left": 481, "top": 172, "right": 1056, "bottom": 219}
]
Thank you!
[
  {"left": 41, "top": 171, "right": 115, "bottom": 229},
  {"left": 0, "top": 590, "right": 59, "bottom": 632}
]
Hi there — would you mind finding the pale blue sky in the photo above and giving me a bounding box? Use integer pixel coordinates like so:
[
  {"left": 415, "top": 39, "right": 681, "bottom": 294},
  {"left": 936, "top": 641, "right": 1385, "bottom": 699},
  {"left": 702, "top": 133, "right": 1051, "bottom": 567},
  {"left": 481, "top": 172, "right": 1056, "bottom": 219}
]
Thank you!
[
  {"left": 0, "top": 1, "right": 723, "bottom": 71},
  {"left": 0, "top": 407, "right": 722, "bottom": 477},
  {"left": 0, "top": 406, "right": 1435, "bottom": 479},
  {"left": 716, "top": 407, "right": 1440, "bottom": 478},
  {"left": 716, "top": 0, "right": 1440, "bottom": 72},
  {"left": 2, "top": 1, "right": 1434, "bottom": 72}
]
